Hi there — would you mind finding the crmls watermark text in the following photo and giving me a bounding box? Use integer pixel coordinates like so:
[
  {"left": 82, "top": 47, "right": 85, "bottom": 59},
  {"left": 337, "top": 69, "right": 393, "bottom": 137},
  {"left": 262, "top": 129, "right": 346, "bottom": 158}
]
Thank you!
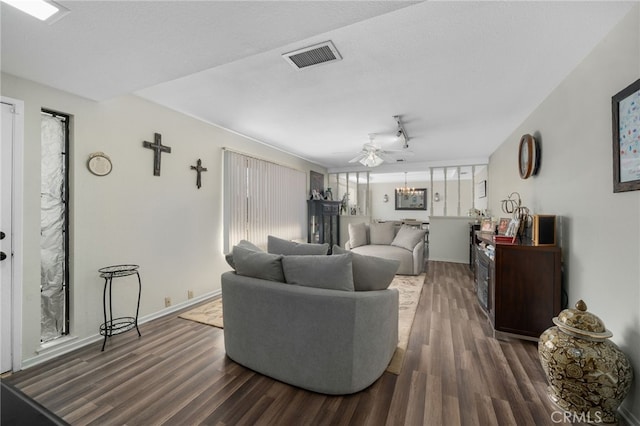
[{"left": 551, "top": 411, "right": 604, "bottom": 424}]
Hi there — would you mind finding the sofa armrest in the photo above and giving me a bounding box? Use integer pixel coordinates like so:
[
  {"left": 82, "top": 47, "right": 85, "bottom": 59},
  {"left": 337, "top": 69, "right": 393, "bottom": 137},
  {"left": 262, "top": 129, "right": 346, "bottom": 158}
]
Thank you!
[
  {"left": 411, "top": 238, "right": 425, "bottom": 275},
  {"left": 221, "top": 271, "right": 398, "bottom": 394}
]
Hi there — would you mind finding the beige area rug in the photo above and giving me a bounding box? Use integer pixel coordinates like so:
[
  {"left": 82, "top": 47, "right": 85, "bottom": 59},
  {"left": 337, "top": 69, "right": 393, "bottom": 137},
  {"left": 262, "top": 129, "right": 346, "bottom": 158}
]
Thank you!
[
  {"left": 386, "top": 273, "right": 425, "bottom": 374},
  {"left": 178, "top": 273, "right": 425, "bottom": 375}
]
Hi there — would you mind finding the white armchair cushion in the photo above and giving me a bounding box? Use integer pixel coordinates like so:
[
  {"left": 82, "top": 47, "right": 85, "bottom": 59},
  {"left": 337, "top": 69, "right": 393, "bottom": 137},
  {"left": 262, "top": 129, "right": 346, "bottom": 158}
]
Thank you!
[
  {"left": 391, "top": 225, "right": 426, "bottom": 251},
  {"left": 369, "top": 222, "right": 396, "bottom": 245},
  {"left": 348, "top": 222, "right": 368, "bottom": 248}
]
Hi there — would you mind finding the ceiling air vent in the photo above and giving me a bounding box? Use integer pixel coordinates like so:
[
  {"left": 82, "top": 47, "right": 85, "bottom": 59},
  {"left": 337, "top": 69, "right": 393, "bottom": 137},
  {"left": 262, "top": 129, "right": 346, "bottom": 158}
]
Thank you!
[{"left": 283, "top": 41, "right": 342, "bottom": 70}]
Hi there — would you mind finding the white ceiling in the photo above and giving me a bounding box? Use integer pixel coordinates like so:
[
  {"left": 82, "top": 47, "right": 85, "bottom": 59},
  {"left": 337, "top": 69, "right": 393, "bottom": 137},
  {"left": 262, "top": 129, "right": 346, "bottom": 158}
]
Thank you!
[{"left": 1, "top": 1, "right": 635, "bottom": 171}]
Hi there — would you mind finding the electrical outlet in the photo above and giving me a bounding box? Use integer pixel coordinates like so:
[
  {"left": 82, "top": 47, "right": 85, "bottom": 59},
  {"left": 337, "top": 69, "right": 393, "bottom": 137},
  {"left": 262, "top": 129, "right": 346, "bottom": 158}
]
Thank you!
[
  {"left": 188, "top": 290, "right": 194, "bottom": 299},
  {"left": 164, "top": 297, "right": 171, "bottom": 307}
]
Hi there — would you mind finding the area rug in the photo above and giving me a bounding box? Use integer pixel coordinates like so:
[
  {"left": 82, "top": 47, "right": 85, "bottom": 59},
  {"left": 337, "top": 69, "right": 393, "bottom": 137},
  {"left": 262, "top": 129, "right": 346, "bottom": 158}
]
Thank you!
[
  {"left": 178, "top": 273, "right": 425, "bottom": 375},
  {"left": 386, "top": 273, "right": 425, "bottom": 374}
]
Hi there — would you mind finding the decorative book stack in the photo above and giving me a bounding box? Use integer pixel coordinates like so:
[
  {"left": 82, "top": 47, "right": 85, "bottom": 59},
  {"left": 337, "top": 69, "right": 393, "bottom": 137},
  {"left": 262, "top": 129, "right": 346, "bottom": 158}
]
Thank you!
[{"left": 493, "top": 235, "right": 517, "bottom": 245}]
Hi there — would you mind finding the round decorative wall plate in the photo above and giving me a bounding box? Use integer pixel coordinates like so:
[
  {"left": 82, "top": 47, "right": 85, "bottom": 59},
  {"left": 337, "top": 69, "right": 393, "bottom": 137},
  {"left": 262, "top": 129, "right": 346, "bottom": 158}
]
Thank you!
[
  {"left": 518, "top": 134, "right": 539, "bottom": 179},
  {"left": 87, "top": 152, "right": 112, "bottom": 176}
]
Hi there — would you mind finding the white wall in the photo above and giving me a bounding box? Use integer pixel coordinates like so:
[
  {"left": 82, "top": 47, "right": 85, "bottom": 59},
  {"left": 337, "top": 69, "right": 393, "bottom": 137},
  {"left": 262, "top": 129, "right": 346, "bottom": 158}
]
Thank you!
[
  {"left": 488, "top": 6, "right": 640, "bottom": 421},
  {"left": 428, "top": 216, "right": 472, "bottom": 263},
  {"left": 370, "top": 181, "right": 430, "bottom": 222},
  {"left": 1, "top": 73, "right": 325, "bottom": 367},
  {"left": 474, "top": 166, "right": 488, "bottom": 213}
]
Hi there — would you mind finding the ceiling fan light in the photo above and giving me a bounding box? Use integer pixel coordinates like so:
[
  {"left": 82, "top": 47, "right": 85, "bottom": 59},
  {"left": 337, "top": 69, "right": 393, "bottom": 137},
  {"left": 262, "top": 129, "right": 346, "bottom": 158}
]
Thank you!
[{"left": 359, "top": 152, "right": 384, "bottom": 167}]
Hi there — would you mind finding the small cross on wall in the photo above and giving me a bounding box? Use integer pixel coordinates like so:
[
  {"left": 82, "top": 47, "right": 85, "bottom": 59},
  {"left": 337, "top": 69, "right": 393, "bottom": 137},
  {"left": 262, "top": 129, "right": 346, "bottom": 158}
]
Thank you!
[{"left": 190, "top": 159, "right": 208, "bottom": 189}]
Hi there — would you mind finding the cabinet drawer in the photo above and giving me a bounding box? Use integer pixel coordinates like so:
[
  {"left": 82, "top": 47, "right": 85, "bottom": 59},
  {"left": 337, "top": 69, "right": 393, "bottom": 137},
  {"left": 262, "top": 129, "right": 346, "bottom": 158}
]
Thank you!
[{"left": 322, "top": 203, "right": 340, "bottom": 214}]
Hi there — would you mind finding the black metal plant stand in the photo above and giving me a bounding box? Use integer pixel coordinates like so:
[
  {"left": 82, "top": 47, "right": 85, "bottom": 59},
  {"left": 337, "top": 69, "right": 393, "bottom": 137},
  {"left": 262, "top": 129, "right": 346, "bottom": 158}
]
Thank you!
[{"left": 98, "top": 264, "right": 142, "bottom": 351}]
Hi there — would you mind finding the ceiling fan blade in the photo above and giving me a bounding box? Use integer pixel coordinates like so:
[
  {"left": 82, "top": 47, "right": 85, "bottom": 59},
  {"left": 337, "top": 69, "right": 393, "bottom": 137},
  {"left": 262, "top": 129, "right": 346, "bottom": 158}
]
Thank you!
[
  {"left": 349, "top": 152, "right": 366, "bottom": 163},
  {"left": 377, "top": 152, "right": 396, "bottom": 163},
  {"left": 383, "top": 149, "right": 415, "bottom": 156}
]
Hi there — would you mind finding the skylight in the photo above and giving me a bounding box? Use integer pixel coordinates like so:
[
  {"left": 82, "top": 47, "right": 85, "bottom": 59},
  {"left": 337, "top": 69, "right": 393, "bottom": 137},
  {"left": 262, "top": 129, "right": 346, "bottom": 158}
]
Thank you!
[{"left": 1, "top": 0, "right": 69, "bottom": 23}]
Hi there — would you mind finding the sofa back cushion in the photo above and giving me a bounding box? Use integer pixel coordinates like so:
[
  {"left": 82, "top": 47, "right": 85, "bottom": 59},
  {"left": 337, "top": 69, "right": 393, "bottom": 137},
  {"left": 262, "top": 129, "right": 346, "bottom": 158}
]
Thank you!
[
  {"left": 225, "top": 239, "right": 262, "bottom": 269},
  {"left": 333, "top": 245, "right": 399, "bottom": 291},
  {"left": 267, "top": 235, "right": 329, "bottom": 255},
  {"left": 233, "top": 245, "right": 285, "bottom": 282},
  {"left": 390, "top": 225, "right": 426, "bottom": 251},
  {"left": 348, "top": 222, "right": 368, "bottom": 248},
  {"left": 369, "top": 221, "right": 396, "bottom": 245},
  {"left": 282, "top": 253, "right": 354, "bottom": 291}
]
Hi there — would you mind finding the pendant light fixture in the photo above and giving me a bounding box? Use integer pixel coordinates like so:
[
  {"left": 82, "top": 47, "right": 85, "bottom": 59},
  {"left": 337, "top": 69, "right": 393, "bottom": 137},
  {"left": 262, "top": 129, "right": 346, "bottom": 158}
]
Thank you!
[{"left": 396, "top": 172, "right": 415, "bottom": 195}]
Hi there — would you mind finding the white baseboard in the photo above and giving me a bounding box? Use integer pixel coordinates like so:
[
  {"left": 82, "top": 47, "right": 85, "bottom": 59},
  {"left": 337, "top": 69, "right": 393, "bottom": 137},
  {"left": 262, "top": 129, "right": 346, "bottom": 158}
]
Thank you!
[
  {"left": 138, "top": 290, "right": 220, "bottom": 324},
  {"left": 20, "top": 290, "right": 220, "bottom": 371}
]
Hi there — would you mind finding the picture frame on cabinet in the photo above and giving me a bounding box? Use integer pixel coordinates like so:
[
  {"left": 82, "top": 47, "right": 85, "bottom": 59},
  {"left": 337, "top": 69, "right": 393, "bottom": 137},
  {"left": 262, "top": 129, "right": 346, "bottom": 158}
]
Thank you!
[
  {"left": 612, "top": 78, "right": 640, "bottom": 193},
  {"left": 505, "top": 219, "right": 520, "bottom": 237},
  {"left": 480, "top": 218, "right": 494, "bottom": 233},
  {"left": 497, "top": 217, "right": 511, "bottom": 235}
]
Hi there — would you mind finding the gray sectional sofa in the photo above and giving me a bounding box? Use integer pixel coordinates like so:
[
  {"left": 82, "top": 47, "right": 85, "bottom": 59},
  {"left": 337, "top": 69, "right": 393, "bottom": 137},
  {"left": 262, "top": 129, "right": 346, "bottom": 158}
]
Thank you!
[
  {"left": 345, "top": 222, "right": 426, "bottom": 275},
  {"left": 221, "top": 236, "right": 400, "bottom": 395}
]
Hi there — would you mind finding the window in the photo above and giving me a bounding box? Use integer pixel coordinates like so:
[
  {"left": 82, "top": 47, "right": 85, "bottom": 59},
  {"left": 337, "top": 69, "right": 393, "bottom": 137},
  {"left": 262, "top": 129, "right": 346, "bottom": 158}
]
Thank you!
[
  {"left": 223, "top": 150, "right": 306, "bottom": 251},
  {"left": 40, "top": 110, "right": 69, "bottom": 343}
]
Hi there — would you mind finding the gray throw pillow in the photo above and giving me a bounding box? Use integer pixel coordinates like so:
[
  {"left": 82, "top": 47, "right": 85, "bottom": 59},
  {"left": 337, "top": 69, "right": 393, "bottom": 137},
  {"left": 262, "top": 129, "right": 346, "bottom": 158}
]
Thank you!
[
  {"left": 369, "top": 221, "right": 396, "bottom": 245},
  {"left": 333, "top": 245, "right": 399, "bottom": 291},
  {"left": 282, "top": 253, "right": 354, "bottom": 292},
  {"left": 225, "top": 240, "right": 262, "bottom": 269},
  {"left": 267, "top": 235, "right": 329, "bottom": 255},
  {"left": 348, "top": 222, "right": 368, "bottom": 248},
  {"left": 390, "top": 225, "right": 426, "bottom": 251},
  {"left": 233, "top": 245, "right": 284, "bottom": 282}
]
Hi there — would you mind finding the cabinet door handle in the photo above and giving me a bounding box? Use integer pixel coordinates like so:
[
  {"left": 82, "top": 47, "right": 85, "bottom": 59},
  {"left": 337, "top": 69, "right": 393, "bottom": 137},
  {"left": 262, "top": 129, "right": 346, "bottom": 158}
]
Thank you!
[
  {"left": 0, "top": 252, "right": 6, "bottom": 261},
  {"left": 0, "top": 231, "right": 5, "bottom": 240}
]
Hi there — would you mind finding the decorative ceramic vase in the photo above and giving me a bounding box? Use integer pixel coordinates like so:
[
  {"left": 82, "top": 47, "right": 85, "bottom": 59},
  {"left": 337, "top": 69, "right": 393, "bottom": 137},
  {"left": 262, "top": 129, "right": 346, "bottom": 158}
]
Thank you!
[{"left": 538, "top": 300, "right": 633, "bottom": 424}]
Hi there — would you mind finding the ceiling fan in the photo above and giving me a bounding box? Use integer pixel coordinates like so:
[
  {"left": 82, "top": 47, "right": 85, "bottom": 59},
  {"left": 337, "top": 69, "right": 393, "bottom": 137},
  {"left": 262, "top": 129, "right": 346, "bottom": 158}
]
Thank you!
[
  {"left": 349, "top": 130, "right": 413, "bottom": 167},
  {"left": 349, "top": 135, "right": 394, "bottom": 167}
]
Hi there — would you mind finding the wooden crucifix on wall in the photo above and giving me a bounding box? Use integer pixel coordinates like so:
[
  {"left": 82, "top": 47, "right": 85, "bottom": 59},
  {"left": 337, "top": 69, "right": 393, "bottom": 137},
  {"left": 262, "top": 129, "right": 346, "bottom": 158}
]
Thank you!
[
  {"left": 143, "top": 133, "right": 172, "bottom": 176},
  {"left": 190, "top": 159, "right": 208, "bottom": 189}
]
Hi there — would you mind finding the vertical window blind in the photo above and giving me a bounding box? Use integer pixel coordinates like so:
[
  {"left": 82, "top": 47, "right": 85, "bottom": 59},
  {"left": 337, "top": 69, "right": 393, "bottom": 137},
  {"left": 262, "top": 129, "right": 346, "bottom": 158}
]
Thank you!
[{"left": 223, "top": 150, "right": 306, "bottom": 252}]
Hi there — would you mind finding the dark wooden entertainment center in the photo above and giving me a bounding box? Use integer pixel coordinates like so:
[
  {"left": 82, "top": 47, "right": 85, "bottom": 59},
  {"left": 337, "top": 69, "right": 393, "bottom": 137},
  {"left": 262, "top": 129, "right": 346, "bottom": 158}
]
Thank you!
[{"left": 472, "top": 230, "right": 562, "bottom": 340}]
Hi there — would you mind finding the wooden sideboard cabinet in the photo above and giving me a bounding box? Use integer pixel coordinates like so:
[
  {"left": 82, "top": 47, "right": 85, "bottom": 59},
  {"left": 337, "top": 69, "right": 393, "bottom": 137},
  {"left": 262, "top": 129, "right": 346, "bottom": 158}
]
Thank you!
[{"left": 475, "top": 235, "right": 562, "bottom": 340}]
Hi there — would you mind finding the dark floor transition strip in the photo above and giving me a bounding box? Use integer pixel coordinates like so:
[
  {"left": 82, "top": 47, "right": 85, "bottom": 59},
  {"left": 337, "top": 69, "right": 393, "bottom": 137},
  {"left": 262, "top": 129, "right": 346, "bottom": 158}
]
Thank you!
[{"left": 1, "top": 379, "right": 69, "bottom": 426}]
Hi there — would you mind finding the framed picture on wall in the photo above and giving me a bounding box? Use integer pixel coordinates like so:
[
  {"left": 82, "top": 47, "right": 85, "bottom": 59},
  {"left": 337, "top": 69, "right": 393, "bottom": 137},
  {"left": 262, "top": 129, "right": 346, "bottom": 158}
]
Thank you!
[
  {"left": 310, "top": 170, "right": 324, "bottom": 199},
  {"left": 477, "top": 180, "right": 487, "bottom": 198},
  {"left": 395, "top": 188, "right": 427, "bottom": 210},
  {"left": 612, "top": 78, "right": 640, "bottom": 193}
]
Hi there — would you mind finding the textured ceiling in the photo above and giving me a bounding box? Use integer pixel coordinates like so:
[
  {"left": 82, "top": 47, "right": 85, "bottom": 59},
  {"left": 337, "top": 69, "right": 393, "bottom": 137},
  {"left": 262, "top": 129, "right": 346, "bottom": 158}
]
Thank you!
[{"left": 1, "top": 1, "right": 635, "bottom": 171}]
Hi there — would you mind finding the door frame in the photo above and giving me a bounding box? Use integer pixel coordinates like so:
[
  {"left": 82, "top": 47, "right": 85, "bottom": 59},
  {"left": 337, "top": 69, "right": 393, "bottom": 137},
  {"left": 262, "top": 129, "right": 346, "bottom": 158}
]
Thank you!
[{"left": 2, "top": 96, "right": 24, "bottom": 372}]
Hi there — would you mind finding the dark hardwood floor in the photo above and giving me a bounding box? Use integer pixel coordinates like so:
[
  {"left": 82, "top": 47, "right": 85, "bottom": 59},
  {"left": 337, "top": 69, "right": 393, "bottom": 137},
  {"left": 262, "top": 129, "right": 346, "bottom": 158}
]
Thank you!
[{"left": 4, "top": 261, "right": 588, "bottom": 425}]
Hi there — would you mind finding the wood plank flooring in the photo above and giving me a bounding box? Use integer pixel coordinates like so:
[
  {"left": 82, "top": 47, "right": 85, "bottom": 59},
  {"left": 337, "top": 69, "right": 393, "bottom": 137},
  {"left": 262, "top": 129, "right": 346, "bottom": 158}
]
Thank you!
[{"left": 4, "top": 261, "right": 595, "bottom": 425}]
